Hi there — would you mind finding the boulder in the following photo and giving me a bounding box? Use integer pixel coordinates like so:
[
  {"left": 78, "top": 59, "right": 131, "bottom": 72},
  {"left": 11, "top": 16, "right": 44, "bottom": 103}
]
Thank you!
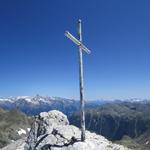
[
  {"left": 24, "top": 110, "right": 131, "bottom": 150},
  {"left": 25, "top": 110, "right": 69, "bottom": 149}
]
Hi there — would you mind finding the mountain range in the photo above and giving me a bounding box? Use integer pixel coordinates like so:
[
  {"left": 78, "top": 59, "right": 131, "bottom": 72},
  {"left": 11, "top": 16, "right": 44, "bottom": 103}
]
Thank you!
[
  {"left": 0, "top": 95, "right": 107, "bottom": 116},
  {"left": 0, "top": 95, "right": 149, "bottom": 116},
  {"left": 0, "top": 95, "right": 150, "bottom": 149}
]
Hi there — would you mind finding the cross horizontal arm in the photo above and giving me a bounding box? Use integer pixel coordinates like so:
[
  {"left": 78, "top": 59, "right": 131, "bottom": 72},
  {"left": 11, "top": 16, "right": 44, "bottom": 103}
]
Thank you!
[
  {"left": 65, "top": 31, "right": 81, "bottom": 46},
  {"left": 81, "top": 43, "right": 91, "bottom": 54},
  {"left": 65, "top": 31, "right": 91, "bottom": 54}
]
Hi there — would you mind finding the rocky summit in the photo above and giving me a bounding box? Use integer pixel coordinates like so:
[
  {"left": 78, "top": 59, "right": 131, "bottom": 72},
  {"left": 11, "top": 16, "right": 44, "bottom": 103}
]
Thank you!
[{"left": 2, "top": 110, "right": 131, "bottom": 150}]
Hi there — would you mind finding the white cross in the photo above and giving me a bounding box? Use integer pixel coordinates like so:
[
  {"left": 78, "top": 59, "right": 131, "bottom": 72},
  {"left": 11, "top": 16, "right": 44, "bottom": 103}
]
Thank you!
[{"left": 65, "top": 19, "right": 91, "bottom": 141}]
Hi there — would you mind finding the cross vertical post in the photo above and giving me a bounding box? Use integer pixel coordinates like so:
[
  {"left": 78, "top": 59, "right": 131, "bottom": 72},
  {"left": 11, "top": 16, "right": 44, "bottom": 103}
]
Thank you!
[{"left": 78, "top": 19, "right": 85, "bottom": 141}]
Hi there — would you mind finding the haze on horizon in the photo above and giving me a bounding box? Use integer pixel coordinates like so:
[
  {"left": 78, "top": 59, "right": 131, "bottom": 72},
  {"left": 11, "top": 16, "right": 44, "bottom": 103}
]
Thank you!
[{"left": 0, "top": 0, "right": 150, "bottom": 100}]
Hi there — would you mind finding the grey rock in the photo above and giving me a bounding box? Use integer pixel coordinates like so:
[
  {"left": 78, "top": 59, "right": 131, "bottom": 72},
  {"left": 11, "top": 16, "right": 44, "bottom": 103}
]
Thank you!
[
  {"left": 24, "top": 110, "right": 131, "bottom": 150},
  {"left": 25, "top": 110, "right": 69, "bottom": 149},
  {"left": 2, "top": 110, "right": 131, "bottom": 150}
]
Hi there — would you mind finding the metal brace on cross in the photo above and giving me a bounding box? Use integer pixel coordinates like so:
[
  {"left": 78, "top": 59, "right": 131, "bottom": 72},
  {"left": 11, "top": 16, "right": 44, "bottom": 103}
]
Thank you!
[{"left": 65, "top": 19, "right": 91, "bottom": 141}]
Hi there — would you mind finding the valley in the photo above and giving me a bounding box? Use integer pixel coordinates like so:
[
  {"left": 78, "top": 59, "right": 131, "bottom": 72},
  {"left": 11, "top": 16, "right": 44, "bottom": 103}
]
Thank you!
[{"left": 69, "top": 101, "right": 150, "bottom": 150}]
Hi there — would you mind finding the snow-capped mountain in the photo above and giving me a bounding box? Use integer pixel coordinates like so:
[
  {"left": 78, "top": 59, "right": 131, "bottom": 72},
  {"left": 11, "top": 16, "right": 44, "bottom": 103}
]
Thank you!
[
  {"left": 0, "top": 95, "right": 110, "bottom": 116},
  {"left": 0, "top": 95, "right": 75, "bottom": 104},
  {"left": 113, "top": 98, "right": 150, "bottom": 104},
  {"left": 0, "top": 95, "right": 149, "bottom": 116},
  {"left": 0, "top": 95, "right": 80, "bottom": 116}
]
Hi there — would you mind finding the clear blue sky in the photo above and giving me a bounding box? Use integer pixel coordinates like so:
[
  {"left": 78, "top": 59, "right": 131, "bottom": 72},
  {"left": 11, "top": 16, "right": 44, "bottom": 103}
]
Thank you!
[{"left": 0, "top": 0, "right": 150, "bottom": 99}]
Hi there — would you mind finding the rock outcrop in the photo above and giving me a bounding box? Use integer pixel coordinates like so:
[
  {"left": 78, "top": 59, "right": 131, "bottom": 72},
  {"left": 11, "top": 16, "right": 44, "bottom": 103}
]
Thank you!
[{"left": 2, "top": 110, "right": 131, "bottom": 150}]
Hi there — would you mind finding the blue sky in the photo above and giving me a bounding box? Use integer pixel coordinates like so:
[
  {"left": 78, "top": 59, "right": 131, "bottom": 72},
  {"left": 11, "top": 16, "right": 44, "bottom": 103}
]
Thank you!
[{"left": 0, "top": 0, "right": 150, "bottom": 99}]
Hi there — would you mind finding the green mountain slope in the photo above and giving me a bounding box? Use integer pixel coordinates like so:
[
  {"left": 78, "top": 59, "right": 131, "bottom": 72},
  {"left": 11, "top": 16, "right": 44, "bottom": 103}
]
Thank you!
[
  {"left": 69, "top": 102, "right": 150, "bottom": 150},
  {"left": 0, "top": 108, "right": 33, "bottom": 148}
]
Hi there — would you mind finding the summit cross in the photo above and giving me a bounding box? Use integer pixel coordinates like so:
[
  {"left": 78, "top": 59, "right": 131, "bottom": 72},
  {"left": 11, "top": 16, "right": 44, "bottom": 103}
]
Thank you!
[{"left": 65, "top": 19, "right": 91, "bottom": 141}]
